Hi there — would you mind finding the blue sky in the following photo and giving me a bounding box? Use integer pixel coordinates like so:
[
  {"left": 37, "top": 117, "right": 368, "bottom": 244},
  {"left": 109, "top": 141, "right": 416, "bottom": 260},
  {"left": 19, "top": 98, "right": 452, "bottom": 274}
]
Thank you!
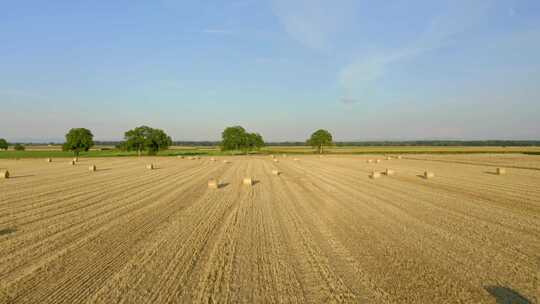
[{"left": 1, "top": 0, "right": 539, "bottom": 142}]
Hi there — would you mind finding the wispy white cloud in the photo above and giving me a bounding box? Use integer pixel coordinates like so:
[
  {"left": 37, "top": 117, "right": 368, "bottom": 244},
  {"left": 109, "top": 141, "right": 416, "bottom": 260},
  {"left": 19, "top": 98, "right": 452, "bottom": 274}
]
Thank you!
[
  {"left": 339, "top": 0, "right": 494, "bottom": 104},
  {"left": 271, "top": 0, "right": 357, "bottom": 51},
  {"left": 200, "top": 29, "right": 232, "bottom": 34}
]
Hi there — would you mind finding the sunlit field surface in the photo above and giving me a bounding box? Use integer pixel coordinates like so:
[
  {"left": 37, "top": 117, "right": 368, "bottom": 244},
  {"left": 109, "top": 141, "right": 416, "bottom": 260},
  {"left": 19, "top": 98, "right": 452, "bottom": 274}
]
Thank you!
[{"left": 1, "top": 154, "right": 538, "bottom": 303}]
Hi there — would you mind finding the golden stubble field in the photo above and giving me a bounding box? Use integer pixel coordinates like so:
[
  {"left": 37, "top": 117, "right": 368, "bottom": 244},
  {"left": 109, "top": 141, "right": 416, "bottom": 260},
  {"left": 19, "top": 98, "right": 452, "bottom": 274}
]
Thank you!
[{"left": 0, "top": 154, "right": 539, "bottom": 303}]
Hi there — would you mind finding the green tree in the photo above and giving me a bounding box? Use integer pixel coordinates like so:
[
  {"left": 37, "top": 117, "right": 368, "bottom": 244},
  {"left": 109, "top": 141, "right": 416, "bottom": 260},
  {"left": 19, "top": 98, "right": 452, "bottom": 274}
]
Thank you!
[
  {"left": 307, "top": 129, "right": 333, "bottom": 154},
  {"left": 63, "top": 128, "right": 95, "bottom": 160},
  {"left": 221, "top": 126, "right": 248, "bottom": 151},
  {"left": 221, "top": 127, "right": 265, "bottom": 152},
  {"left": 14, "top": 143, "right": 25, "bottom": 151},
  {"left": 247, "top": 133, "right": 264, "bottom": 150},
  {"left": 0, "top": 138, "right": 8, "bottom": 150},
  {"left": 123, "top": 126, "right": 172, "bottom": 156}
]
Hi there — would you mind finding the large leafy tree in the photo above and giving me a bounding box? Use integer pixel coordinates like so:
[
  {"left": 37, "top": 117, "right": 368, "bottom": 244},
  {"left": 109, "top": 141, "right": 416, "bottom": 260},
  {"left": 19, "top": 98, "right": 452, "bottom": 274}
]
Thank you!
[
  {"left": 247, "top": 133, "right": 264, "bottom": 150},
  {"left": 221, "top": 126, "right": 248, "bottom": 151},
  {"left": 123, "top": 126, "right": 172, "bottom": 156},
  {"left": 221, "top": 126, "right": 265, "bottom": 152},
  {"left": 63, "top": 128, "right": 95, "bottom": 159},
  {"left": 307, "top": 129, "right": 333, "bottom": 154},
  {"left": 0, "top": 138, "right": 8, "bottom": 150}
]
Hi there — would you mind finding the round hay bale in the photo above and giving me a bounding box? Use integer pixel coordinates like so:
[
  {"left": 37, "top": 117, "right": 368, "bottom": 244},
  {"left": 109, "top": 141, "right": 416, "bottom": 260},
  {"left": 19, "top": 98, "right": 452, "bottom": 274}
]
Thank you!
[
  {"left": 243, "top": 177, "right": 253, "bottom": 186},
  {"left": 294, "top": 158, "right": 299, "bottom": 161},
  {"left": 369, "top": 171, "right": 380, "bottom": 179},
  {"left": 496, "top": 168, "right": 506, "bottom": 175},
  {"left": 366, "top": 159, "right": 373, "bottom": 163},
  {"left": 223, "top": 160, "right": 230, "bottom": 164},
  {"left": 385, "top": 168, "right": 395, "bottom": 176},
  {"left": 397, "top": 155, "right": 402, "bottom": 159},
  {"left": 375, "top": 159, "right": 381, "bottom": 163},
  {"left": 210, "top": 157, "right": 216, "bottom": 162},
  {"left": 424, "top": 171, "right": 435, "bottom": 179},
  {"left": 89, "top": 165, "right": 96, "bottom": 172},
  {"left": 0, "top": 170, "right": 9, "bottom": 179},
  {"left": 70, "top": 160, "right": 76, "bottom": 165},
  {"left": 273, "top": 159, "right": 279, "bottom": 163},
  {"left": 208, "top": 179, "right": 219, "bottom": 189},
  {"left": 146, "top": 164, "right": 154, "bottom": 170},
  {"left": 46, "top": 158, "right": 52, "bottom": 163},
  {"left": 271, "top": 169, "right": 281, "bottom": 176}
]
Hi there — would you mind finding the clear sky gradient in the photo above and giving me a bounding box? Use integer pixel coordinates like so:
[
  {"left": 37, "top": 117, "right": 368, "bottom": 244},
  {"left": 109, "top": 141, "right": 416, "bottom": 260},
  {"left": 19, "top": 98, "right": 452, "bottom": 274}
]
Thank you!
[{"left": 1, "top": 0, "right": 539, "bottom": 142}]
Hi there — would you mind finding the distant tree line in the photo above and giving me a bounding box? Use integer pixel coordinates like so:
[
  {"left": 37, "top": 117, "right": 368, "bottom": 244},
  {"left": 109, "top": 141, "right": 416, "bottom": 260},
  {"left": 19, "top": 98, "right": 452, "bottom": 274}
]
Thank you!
[{"left": 334, "top": 140, "right": 540, "bottom": 147}]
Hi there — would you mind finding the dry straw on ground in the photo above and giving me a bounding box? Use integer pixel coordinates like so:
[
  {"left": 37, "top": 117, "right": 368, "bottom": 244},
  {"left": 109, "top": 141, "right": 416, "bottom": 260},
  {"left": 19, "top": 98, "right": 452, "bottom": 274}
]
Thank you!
[
  {"left": 0, "top": 170, "right": 9, "bottom": 179},
  {"left": 424, "top": 171, "right": 435, "bottom": 179}
]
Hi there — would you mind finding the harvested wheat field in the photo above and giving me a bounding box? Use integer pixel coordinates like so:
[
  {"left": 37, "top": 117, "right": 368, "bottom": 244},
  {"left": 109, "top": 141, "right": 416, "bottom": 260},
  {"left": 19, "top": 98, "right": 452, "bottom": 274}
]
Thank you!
[{"left": 0, "top": 154, "right": 539, "bottom": 303}]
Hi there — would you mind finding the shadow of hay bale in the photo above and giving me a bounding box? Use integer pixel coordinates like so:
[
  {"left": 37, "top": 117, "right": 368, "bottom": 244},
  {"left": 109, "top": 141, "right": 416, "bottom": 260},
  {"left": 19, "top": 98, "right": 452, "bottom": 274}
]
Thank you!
[
  {"left": 484, "top": 286, "right": 532, "bottom": 304},
  {"left": 0, "top": 227, "right": 17, "bottom": 236}
]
